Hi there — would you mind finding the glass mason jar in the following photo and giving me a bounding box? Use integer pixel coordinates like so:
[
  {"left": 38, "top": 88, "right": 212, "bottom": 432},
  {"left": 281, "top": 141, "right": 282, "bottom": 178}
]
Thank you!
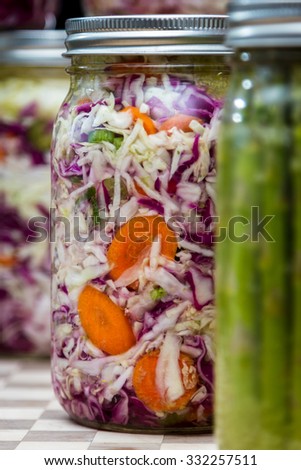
[
  {"left": 51, "top": 15, "right": 231, "bottom": 433},
  {"left": 216, "top": 0, "right": 301, "bottom": 450},
  {"left": 0, "top": 31, "right": 69, "bottom": 355}
]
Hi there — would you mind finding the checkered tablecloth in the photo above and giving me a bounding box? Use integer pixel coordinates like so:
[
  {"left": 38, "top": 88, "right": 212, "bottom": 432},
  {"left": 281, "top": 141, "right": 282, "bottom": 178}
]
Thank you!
[{"left": 0, "top": 358, "right": 217, "bottom": 450}]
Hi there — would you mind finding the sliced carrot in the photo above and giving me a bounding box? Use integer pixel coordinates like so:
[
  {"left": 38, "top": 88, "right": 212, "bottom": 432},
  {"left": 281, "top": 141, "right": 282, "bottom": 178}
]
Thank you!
[
  {"left": 132, "top": 350, "right": 198, "bottom": 413},
  {"left": 121, "top": 106, "right": 157, "bottom": 135},
  {"left": 160, "top": 114, "right": 203, "bottom": 133},
  {"left": 0, "top": 254, "right": 17, "bottom": 267},
  {"left": 134, "top": 180, "right": 148, "bottom": 197},
  {"left": 78, "top": 285, "right": 136, "bottom": 355},
  {"left": 77, "top": 97, "right": 92, "bottom": 105},
  {"left": 0, "top": 144, "right": 7, "bottom": 162},
  {"left": 107, "top": 215, "right": 178, "bottom": 286}
]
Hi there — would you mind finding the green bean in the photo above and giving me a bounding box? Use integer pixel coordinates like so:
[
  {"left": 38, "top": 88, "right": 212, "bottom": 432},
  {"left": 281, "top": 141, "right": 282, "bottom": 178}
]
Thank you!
[
  {"left": 216, "top": 68, "right": 261, "bottom": 449},
  {"left": 255, "top": 71, "right": 291, "bottom": 449},
  {"left": 217, "top": 61, "right": 296, "bottom": 449},
  {"left": 290, "top": 63, "right": 301, "bottom": 449}
]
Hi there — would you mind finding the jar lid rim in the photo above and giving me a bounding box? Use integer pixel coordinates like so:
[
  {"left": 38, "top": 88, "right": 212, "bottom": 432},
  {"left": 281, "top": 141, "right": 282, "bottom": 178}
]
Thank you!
[
  {"left": 0, "top": 30, "right": 69, "bottom": 66},
  {"left": 227, "top": 0, "right": 301, "bottom": 47},
  {"left": 64, "top": 15, "right": 231, "bottom": 56},
  {"left": 65, "top": 15, "right": 229, "bottom": 34},
  {"left": 227, "top": 22, "right": 301, "bottom": 48}
]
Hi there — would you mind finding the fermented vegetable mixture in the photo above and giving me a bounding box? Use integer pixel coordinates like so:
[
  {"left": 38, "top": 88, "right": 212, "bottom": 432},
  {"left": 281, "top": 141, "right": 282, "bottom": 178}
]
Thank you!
[{"left": 52, "top": 72, "right": 222, "bottom": 430}]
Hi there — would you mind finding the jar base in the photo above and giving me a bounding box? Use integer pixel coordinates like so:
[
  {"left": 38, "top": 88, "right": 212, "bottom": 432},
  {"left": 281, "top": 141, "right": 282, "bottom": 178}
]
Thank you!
[{"left": 70, "top": 413, "right": 213, "bottom": 435}]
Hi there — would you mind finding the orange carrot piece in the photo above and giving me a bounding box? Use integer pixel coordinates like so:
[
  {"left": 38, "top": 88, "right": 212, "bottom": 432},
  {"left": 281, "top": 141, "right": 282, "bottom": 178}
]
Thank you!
[
  {"left": 0, "top": 254, "right": 17, "bottom": 267},
  {"left": 107, "top": 215, "right": 178, "bottom": 285},
  {"left": 77, "top": 97, "right": 92, "bottom": 105},
  {"left": 134, "top": 180, "right": 148, "bottom": 197},
  {"left": 160, "top": 114, "right": 203, "bottom": 133},
  {"left": 132, "top": 350, "right": 198, "bottom": 413},
  {"left": 121, "top": 106, "right": 157, "bottom": 135},
  {"left": 78, "top": 285, "right": 136, "bottom": 355},
  {"left": 0, "top": 145, "right": 7, "bottom": 162}
]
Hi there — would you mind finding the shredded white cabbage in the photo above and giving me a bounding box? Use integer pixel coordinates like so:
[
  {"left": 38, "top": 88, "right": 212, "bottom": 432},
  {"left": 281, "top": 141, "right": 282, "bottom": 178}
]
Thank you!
[{"left": 156, "top": 331, "right": 184, "bottom": 402}]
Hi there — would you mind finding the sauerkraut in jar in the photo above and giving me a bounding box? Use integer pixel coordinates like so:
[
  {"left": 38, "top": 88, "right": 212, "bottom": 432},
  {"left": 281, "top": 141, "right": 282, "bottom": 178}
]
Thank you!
[
  {"left": 51, "top": 16, "right": 230, "bottom": 433},
  {"left": 0, "top": 31, "right": 69, "bottom": 354}
]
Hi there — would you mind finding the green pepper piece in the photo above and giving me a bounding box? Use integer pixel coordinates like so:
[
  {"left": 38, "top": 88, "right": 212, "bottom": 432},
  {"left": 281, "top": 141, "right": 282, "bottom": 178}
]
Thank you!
[
  {"left": 70, "top": 176, "right": 82, "bottom": 184},
  {"left": 113, "top": 136, "right": 123, "bottom": 149},
  {"left": 86, "top": 186, "right": 100, "bottom": 223},
  {"left": 88, "top": 129, "right": 116, "bottom": 144},
  {"left": 150, "top": 286, "right": 166, "bottom": 301},
  {"left": 103, "top": 177, "right": 128, "bottom": 201}
]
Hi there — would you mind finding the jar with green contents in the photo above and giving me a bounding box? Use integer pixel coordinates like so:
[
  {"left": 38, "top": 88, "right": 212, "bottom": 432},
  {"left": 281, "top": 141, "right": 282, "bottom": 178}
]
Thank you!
[
  {"left": 51, "top": 15, "right": 231, "bottom": 433},
  {"left": 216, "top": 0, "right": 301, "bottom": 450},
  {"left": 0, "top": 31, "right": 69, "bottom": 354}
]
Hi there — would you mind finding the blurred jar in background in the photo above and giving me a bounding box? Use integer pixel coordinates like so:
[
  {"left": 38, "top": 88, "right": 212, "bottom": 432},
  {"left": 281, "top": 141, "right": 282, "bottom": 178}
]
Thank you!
[
  {"left": 0, "top": 0, "right": 59, "bottom": 30},
  {"left": 0, "top": 31, "right": 69, "bottom": 355},
  {"left": 216, "top": 0, "right": 301, "bottom": 450},
  {"left": 81, "top": 0, "right": 227, "bottom": 15}
]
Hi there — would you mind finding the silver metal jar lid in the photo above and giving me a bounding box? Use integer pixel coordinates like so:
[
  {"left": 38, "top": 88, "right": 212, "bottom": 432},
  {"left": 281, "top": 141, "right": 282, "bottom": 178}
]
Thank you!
[
  {"left": 227, "top": 0, "right": 301, "bottom": 47},
  {"left": 0, "top": 30, "right": 69, "bottom": 66},
  {"left": 64, "top": 15, "right": 231, "bottom": 56}
]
